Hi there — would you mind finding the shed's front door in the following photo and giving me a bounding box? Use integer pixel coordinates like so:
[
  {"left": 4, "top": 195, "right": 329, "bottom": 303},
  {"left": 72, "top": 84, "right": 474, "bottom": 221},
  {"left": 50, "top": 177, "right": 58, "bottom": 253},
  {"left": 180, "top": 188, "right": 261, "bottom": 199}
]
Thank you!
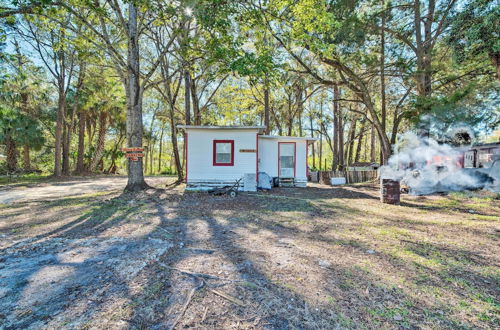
[{"left": 279, "top": 142, "right": 295, "bottom": 177}]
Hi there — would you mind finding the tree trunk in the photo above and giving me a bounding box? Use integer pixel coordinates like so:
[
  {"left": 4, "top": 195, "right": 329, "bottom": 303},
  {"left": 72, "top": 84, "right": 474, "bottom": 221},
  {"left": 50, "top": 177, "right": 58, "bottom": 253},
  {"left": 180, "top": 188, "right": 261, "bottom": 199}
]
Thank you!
[
  {"left": 69, "top": 65, "right": 85, "bottom": 174},
  {"left": 106, "top": 131, "right": 124, "bottom": 174},
  {"left": 150, "top": 140, "right": 154, "bottom": 175},
  {"left": 287, "top": 96, "right": 293, "bottom": 136},
  {"left": 414, "top": 0, "right": 434, "bottom": 137},
  {"left": 319, "top": 133, "right": 323, "bottom": 171},
  {"left": 296, "top": 84, "right": 303, "bottom": 136},
  {"left": 170, "top": 120, "right": 183, "bottom": 182},
  {"left": 319, "top": 99, "right": 323, "bottom": 171},
  {"left": 355, "top": 121, "right": 366, "bottom": 163},
  {"left": 332, "top": 84, "right": 339, "bottom": 171},
  {"left": 264, "top": 85, "right": 270, "bottom": 134},
  {"left": 62, "top": 123, "right": 70, "bottom": 175},
  {"left": 89, "top": 112, "right": 107, "bottom": 172},
  {"left": 124, "top": 2, "right": 148, "bottom": 191},
  {"left": 337, "top": 93, "right": 344, "bottom": 169},
  {"left": 184, "top": 70, "right": 191, "bottom": 125},
  {"left": 16, "top": 41, "right": 31, "bottom": 172},
  {"left": 6, "top": 136, "right": 17, "bottom": 172},
  {"left": 370, "top": 124, "right": 376, "bottom": 163},
  {"left": 76, "top": 111, "right": 86, "bottom": 174},
  {"left": 23, "top": 145, "right": 30, "bottom": 171},
  {"left": 347, "top": 117, "right": 356, "bottom": 166},
  {"left": 160, "top": 70, "right": 184, "bottom": 182},
  {"left": 20, "top": 92, "right": 31, "bottom": 172},
  {"left": 380, "top": 0, "right": 387, "bottom": 164},
  {"left": 318, "top": 56, "right": 392, "bottom": 161},
  {"left": 309, "top": 113, "right": 315, "bottom": 169},
  {"left": 391, "top": 114, "right": 404, "bottom": 145},
  {"left": 338, "top": 113, "right": 344, "bottom": 169},
  {"left": 62, "top": 95, "right": 77, "bottom": 175},
  {"left": 144, "top": 145, "right": 148, "bottom": 174},
  {"left": 54, "top": 85, "right": 65, "bottom": 177},
  {"left": 191, "top": 77, "right": 201, "bottom": 125},
  {"left": 491, "top": 52, "right": 500, "bottom": 80},
  {"left": 158, "top": 124, "right": 164, "bottom": 173}
]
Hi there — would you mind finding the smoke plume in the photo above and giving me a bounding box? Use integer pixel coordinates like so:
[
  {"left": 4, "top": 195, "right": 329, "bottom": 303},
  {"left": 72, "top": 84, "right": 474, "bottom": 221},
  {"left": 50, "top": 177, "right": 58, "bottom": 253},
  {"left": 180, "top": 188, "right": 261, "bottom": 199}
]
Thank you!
[{"left": 380, "top": 132, "right": 493, "bottom": 195}]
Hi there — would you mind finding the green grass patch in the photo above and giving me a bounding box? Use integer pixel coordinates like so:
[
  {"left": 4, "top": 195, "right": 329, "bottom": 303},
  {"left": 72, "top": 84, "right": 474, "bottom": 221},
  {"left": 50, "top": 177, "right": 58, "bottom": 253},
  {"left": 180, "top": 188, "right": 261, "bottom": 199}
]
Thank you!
[
  {"left": 0, "top": 174, "right": 50, "bottom": 186},
  {"left": 368, "top": 306, "right": 410, "bottom": 321},
  {"left": 474, "top": 214, "right": 500, "bottom": 221},
  {"left": 46, "top": 191, "right": 117, "bottom": 208}
]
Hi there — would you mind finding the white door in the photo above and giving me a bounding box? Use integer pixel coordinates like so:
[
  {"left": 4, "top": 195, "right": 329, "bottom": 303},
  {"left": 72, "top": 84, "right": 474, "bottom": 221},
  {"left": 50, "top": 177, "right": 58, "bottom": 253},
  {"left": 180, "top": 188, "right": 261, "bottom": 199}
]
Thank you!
[{"left": 279, "top": 143, "right": 295, "bottom": 177}]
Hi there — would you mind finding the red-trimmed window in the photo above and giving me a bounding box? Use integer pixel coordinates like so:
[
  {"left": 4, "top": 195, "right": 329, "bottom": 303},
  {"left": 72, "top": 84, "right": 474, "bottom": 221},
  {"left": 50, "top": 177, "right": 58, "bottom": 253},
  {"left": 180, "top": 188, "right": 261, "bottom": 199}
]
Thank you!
[{"left": 213, "top": 140, "right": 234, "bottom": 166}]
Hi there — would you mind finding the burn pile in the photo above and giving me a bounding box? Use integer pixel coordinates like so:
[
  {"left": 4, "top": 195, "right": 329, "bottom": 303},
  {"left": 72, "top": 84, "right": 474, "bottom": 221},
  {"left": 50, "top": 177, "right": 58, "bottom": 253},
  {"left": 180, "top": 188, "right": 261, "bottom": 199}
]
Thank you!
[{"left": 380, "top": 133, "right": 497, "bottom": 196}]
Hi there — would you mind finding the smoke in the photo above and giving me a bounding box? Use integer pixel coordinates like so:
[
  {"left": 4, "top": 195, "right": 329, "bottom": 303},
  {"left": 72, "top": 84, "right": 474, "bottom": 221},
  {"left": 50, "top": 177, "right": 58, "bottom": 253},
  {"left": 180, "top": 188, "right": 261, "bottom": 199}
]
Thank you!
[{"left": 380, "top": 132, "right": 492, "bottom": 195}]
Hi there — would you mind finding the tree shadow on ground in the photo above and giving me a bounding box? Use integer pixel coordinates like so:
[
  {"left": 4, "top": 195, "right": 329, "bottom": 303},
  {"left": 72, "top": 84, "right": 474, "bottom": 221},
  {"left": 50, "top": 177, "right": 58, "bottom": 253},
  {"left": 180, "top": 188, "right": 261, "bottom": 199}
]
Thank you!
[
  {"left": 260, "top": 185, "right": 379, "bottom": 201},
  {"left": 1, "top": 184, "right": 497, "bottom": 329},
  {"left": 0, "top": 189, "right": 173, "bottom": 328},
  {"left": 120, "top": 188, "right": 489, "bottom": 328}
]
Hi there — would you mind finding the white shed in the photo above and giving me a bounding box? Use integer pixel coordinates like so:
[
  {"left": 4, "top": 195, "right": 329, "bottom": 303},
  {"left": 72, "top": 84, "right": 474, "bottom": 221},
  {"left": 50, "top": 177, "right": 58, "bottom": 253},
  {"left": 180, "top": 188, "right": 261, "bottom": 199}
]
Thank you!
[{"left": 177, "top": 125, "right": 317, "bottom": 191}]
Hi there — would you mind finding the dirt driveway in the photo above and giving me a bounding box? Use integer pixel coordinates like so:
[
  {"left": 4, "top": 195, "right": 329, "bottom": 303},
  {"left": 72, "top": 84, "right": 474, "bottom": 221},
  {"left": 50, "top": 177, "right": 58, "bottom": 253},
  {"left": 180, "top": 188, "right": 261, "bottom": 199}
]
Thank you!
[
  {"left": 0, "top": 176, "right": 166, "bottom": 204},
  {"left": 0, "top": 178, "right": 498, "bottom": 329}
]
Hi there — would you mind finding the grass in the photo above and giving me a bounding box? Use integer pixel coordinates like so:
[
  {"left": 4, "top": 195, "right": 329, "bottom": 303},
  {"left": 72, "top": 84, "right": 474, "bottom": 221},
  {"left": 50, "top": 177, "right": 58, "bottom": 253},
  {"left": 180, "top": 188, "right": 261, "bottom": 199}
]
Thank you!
[
  {"left": 246, "top": 187, "right": 499, "bottom": 328},
  {"left": 0, "top": 173, "right": 51, "bottom": 186}
]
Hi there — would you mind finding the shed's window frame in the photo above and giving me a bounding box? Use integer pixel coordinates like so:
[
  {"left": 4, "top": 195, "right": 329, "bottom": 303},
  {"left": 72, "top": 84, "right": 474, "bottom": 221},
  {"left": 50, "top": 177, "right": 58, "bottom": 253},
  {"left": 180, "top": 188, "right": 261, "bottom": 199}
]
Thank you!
[{"left": 213, "top": 140, "right": 234, "bottom": 166}]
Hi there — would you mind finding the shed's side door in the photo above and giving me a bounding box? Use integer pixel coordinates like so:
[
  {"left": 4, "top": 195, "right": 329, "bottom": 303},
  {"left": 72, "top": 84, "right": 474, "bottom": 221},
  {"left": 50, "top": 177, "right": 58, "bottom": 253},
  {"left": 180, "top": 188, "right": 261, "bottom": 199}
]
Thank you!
[{"left": 279, "top": 142, "right": 295, "bottom": 177}]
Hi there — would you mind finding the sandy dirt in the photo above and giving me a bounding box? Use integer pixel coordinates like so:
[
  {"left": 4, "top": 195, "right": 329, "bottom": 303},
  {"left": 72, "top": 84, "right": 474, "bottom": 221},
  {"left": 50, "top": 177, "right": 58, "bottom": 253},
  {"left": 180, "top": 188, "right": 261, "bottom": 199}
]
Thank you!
[
  {"left": 0, "top": 178, "right": 498, "bottom": 329},
  {"left": 0, "top": 176, "right": 166, "bottom": 204}
]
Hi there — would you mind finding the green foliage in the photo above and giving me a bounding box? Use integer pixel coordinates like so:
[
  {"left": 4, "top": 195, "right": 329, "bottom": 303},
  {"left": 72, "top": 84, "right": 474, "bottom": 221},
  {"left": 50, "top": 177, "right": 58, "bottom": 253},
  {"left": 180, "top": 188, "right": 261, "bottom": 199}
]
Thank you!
[
  {"left": 0, "top": 106, "right": 45, "bottom": 149},
  {"left": 447, "top": 0, "right": 500, "bottom": 65},
  {"left": 229, "top": 52, "right": 275, "bottom": 78},
  {"left": 0, "top": 60, "right": 47, "bottom": 149},
  {"left": 426, "top": 87, "right": 500, "bottom": 140},
  {"left": 0, "top": 0, "right": 497, "bottom": 175}
]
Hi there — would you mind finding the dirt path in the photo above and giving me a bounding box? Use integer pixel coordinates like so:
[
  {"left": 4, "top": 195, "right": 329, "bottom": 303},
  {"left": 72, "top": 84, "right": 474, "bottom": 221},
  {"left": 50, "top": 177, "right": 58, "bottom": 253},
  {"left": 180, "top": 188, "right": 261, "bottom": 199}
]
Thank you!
[{"left": 0, "top": 176, "right": 166, "bottom": 204}]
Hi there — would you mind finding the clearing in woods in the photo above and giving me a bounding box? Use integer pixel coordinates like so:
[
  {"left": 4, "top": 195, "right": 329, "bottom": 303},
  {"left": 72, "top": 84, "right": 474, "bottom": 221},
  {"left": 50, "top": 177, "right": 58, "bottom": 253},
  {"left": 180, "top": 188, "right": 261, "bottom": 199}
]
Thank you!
[{"left": 0, "top": 177, "right": 498, "bottom": 329}]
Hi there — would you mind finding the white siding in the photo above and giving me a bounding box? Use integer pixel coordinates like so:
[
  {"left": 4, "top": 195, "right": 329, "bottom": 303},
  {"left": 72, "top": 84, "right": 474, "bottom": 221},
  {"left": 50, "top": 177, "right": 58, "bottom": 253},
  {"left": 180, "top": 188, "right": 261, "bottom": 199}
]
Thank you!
[
  {"left": 258, "top": 137, "right": 308, "bottom": 180},
  {"left": 187, "top": 129, "right": 257, "bottom": 184},
  {"left": 295, "top": 140, "right": 307, "bottom": 180}
]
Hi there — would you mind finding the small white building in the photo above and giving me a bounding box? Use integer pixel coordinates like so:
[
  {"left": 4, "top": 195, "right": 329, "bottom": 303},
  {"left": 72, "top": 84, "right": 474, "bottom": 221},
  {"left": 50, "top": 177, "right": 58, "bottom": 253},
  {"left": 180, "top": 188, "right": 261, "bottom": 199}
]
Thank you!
[{"left": 177, "top": 125, "right": 317, "bottom": 191}]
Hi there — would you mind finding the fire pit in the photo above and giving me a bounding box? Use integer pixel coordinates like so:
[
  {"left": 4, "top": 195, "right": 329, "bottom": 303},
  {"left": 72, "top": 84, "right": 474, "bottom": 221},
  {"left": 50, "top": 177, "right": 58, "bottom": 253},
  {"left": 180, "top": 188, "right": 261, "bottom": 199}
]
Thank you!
[{"left": 381, "top": 179, "right": 400, "bottom": 204}]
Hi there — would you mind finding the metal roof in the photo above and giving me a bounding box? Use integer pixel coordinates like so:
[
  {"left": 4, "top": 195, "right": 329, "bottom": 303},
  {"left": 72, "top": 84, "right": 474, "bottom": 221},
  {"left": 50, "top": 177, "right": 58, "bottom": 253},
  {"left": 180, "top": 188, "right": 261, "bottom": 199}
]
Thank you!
[
  {"left": 176, "top": 125, "right": 265, "bottom": 130},
  {"left": 259, "top": 135, "right": 319, "bottom": 142},
  {"left": 175, "top": 126, "right": 317, "bottom": 143},
  {"left": 470, "top": 142, "right": 500, "bottom": 150}
]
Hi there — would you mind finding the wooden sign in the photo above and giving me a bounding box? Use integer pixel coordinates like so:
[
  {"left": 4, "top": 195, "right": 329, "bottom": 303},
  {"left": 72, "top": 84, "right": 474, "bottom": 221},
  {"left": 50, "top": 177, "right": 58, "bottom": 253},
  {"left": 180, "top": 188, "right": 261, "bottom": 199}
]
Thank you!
[
  {"left": 125, "top": 153, "right": 145, "bottom": 158},
  {"left": 239, "top": 149, "right": 256, "bottom": 153},
  {"left": 122, "top": 147, "right": 144, "bottom": 152},
  {"left": 122, "top": 147, "right": 144, "bottom": 162}
]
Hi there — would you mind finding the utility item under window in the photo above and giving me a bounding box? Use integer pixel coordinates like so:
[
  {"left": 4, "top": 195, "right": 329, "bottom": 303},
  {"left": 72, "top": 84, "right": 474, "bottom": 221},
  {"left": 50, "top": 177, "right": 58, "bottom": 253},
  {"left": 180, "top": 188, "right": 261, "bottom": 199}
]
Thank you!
[{"left": 213, "top": 140, "right": 234, "bottom": 166}]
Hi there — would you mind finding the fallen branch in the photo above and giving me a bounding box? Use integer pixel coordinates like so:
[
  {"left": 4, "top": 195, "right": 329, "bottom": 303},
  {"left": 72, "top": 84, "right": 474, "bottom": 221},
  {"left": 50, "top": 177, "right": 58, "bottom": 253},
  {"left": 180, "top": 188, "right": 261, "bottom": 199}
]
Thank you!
[
  {"left": 209, "top": 288, "right": 245, "bottom": 306},
  {"left": 169, "top": 279, "right": 204, "bottom": 330},
  {"left": 201, "top": 306, "right": 209, "bottom": 323},
  {"left": 157, "top": 227, "right": 172, "bottom": 235},
  {"left": 159, "top": 262, "right": 241, "bottom": 282}
]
